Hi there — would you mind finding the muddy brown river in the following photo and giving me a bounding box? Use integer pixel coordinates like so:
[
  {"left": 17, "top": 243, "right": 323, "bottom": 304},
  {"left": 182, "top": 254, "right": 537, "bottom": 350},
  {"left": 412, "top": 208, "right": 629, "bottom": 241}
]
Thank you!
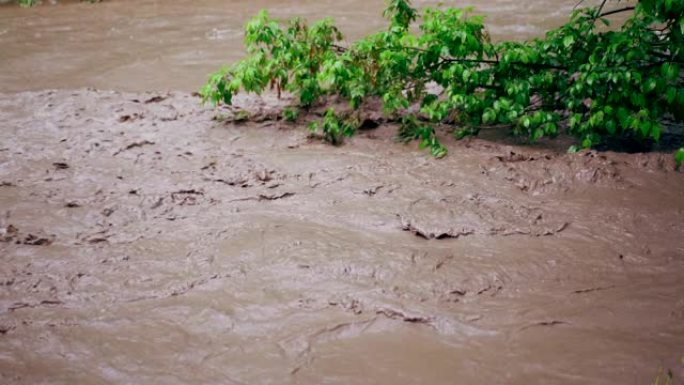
[
  {"left": 1, "top": 1, "right": 683, "bottom": 385},
  {"left": 0, "top": 0, "right": 594, "bottom": 93}
]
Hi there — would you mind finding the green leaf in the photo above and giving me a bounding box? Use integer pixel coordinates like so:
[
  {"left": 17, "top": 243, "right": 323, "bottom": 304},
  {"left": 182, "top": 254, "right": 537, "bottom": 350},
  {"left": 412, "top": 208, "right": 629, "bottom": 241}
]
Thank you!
[
  {"left": 544, "top": 122, "right": 558, "bottom": 135},
  {"left": 666, "top": 88, "right": 676, "bottom": 104},
  {"left": 482, "top": 108, "right": 496, "bottom": 124},
  {"left": 563, "top": 35, "right": 575, "bottom": 48},
  {"left": 643, "top": 78, "right": 657, "bottom": 93},
  {"left": 522, "top": 116, "right": 531, "bottom": 129},
  {"left": 532, "top": 128, "right": 544, "bottom": 141},
  {"left": 661, "top": 63, "right": 680, "bottom": 82},
  {"left": 282, "top": 107, "right": 299, "bottom": 122},
  {"left": 507, "top": 110, "right": 518, "bottom": 122},
  {"left": 675, "top": 148, "right": 684, "bottom": 170},
  {"left": 651, "top": 123, "right": 661, "bottom": 141},
  {"left": 569, "top": 113, "right": 582, "bottom": 129},
  {"left": 639, "top": 121, "right": 651, "bottom": 137}
]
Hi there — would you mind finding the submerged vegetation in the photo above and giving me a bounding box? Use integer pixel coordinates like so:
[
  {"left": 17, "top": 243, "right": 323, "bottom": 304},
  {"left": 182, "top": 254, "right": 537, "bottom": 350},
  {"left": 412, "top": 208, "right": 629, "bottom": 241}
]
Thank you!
[{"left": 203, "top": 0, "right": 683, "bottom": 159}]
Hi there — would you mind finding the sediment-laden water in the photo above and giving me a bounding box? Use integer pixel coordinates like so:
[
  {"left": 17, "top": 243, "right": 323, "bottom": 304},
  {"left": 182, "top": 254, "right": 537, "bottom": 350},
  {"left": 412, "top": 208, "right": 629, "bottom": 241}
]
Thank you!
[{"left": 0, "top": 1, "right": 681, "bottom": 384}]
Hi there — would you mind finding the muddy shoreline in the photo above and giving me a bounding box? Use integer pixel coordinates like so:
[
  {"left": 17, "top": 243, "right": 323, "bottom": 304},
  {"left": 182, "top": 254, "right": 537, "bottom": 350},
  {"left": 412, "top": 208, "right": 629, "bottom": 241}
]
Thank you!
[{"left": 1, "top": 89, "right": 683, "bottom": 384}]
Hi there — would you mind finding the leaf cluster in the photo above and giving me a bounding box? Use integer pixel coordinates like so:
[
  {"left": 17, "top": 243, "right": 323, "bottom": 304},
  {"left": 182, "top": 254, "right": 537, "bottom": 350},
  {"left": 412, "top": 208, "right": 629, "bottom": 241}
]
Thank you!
[{"left": 202, "top": 0, "right": 683, "bottom": 158}]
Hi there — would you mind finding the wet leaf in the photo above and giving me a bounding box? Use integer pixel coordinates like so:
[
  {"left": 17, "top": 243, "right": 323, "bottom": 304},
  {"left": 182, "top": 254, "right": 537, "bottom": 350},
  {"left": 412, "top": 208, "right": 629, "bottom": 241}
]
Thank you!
[{"left": 675, "top": 148, "right": 684, "bottom": 170}]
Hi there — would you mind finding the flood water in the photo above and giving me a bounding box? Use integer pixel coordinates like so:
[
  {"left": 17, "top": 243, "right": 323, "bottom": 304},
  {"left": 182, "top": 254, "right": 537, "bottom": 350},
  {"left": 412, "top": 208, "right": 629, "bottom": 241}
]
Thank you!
[
  {"left": 1, "top": 1, "right": 682, "bottom": 385},
  {"left": 2, "top": 0, "right": 585, "bottom": 93}
]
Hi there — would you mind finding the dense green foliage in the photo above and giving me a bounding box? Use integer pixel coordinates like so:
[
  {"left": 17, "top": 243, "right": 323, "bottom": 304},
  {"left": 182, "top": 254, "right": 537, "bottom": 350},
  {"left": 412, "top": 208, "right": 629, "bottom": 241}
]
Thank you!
[{"left": 202, "top": 0, "right": 683, "bottom": 159}]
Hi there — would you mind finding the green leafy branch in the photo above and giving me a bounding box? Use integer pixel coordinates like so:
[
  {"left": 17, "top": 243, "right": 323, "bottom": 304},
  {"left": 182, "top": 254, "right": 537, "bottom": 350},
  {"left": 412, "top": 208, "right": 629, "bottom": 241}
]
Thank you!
[{"left": 202, "top": 0, "right": 683, "bottom": 159}]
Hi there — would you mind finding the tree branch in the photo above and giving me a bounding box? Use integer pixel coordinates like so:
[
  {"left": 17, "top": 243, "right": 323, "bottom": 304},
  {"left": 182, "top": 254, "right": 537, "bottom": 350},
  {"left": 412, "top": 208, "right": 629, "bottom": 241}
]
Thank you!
[
  {"left": 594, "top": 0, "right": 609, "bottom": 21},
  {"left": 599, "top": 6, "right": 635, "bottom": 18}
]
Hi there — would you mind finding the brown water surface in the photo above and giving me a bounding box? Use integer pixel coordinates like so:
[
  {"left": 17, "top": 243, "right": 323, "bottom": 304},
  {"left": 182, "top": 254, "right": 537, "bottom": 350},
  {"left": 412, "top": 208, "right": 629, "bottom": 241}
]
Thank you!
[
  {"left": 2, "top": 0, "right": 597, "bottom": 92},
  {"left": 0, "top": 88, "right": 683, "bottom": 384},
  {"left": 0, "top": 1, "right": 682, "bottom": 385}
]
